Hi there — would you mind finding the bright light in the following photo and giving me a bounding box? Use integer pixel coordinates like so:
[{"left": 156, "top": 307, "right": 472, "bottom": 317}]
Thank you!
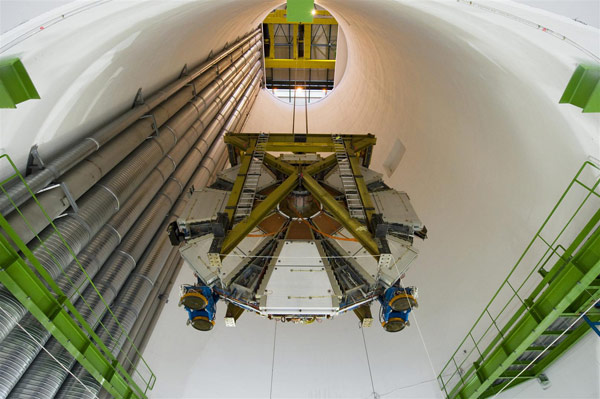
[
  {"left": 296, "top": 87, "right": 304, "bottom": 92},
  {"left": 322, "top": 88, "right": 327, "bottom": 93},
  {"left": 311, "top": 9, "right": 316, "bottom": 15}
]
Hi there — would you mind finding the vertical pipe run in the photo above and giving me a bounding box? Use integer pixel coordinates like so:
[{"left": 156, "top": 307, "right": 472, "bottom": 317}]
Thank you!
[
  {"left": 0, "top": 34, "right": 263, "bottom": 398},
  {"left": 55, "top": 70, "right": 263, "bottom": 399}
]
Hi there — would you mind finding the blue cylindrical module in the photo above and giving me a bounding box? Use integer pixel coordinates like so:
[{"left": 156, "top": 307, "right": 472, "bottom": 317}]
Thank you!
[{"left": 379, "top": 286, "right": 418, "bottom": 332}]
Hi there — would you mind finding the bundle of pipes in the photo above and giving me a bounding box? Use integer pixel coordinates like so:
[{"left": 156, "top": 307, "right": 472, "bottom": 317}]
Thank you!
[
  {"left": 0, "top": 30, "right": 263, "bottom": 347},
  {"left": 0, "top": 28, "right": 263, "bottom": 398},
  {"left": 54, "top": 68, "right": 264, "bottom": 399}
]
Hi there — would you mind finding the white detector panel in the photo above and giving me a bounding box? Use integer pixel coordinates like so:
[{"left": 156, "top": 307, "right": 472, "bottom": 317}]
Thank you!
[
  {"left": 262, "top": 241, "right": 336, "bottom": 315},
  {"left": 371, "top": 190, "right": 422, "bottom": 229},
  {"left": 178, "top": 188, "right": 229, "bottom": 226},
  {"left": 217, "top": 164, "right": 276, "bottom": 192},
  {"left": 179, "top": 234, "right": 219, "bottom": 285}
]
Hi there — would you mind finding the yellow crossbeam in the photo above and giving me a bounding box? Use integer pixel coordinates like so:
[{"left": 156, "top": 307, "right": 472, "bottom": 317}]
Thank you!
[{"left": 265, "top": 59, "right": 335, "bottom": 70}]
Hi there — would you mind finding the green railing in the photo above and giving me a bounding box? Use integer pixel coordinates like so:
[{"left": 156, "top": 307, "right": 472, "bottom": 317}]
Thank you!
[
  {"left": 0, "top": 154, "right": 155, "bottom": 397},
  {"left": 438, "top": 160, "right": 600, "bottom": 398}
]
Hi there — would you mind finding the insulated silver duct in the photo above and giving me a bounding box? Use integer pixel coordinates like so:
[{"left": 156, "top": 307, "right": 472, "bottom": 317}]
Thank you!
[
  {"left": 0, "top": 28, "right": 261, "bottom": 217},
  {"left": 115, "top": 84, "right": 258, "bottom": 375},
  {"left": 0, "top": 45, "right": 262, "bottom": 347},
  {"left": 6, "top": 38, "right": 263, "bottom": 245},
  {"left": 55, "top": 71, "right": 263, "bottom": 399},
  {"left": 6, "top": 69, "right": 263, "bottom": 399}
]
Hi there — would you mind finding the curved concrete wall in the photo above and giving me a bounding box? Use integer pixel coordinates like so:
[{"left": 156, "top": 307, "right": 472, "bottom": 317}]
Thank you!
[{"left": 1, "top": 1, "right": 599, "bottom": 398}]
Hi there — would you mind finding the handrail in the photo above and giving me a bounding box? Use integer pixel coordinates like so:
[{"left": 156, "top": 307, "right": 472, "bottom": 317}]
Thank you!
[
  {"left": 0, "top": 153, "right": 155, "bottom": 396},
  {"left": 438, "top": 160, "right": 600, "bottom": 398}
]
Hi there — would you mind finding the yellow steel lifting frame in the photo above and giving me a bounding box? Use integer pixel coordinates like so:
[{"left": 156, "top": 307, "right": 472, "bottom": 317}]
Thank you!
[{"left": 221, "top": 134, "right": 380, "bottom": 256}]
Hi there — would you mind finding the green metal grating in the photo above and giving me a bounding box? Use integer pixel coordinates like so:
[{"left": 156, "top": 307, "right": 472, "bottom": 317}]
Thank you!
[
  {"left": 0, "top": 154, "right": 155, "bottom": 397},
  {"left": 438, "top": 160, "right": 600, "bottom": 399}
]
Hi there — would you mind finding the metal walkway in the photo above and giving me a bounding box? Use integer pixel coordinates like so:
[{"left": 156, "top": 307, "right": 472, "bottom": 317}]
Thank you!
[
  {"left": 235, "top": 133, "right": 268, "bottom": 218},
  {"left": 332, "top": 134, "right": 365, "bottom": 220},
  {"left": 438, "top": 161, "right": 600, "bottom": 399}
]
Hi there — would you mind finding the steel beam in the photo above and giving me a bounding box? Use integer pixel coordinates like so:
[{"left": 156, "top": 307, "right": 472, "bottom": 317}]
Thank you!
[
  {"left": 221, "top": 173, "right": 299, "bottom": 254},
  {"left": 264, "top": 10, "right": 337, "bottom": 25},
  {"left": 301, "top": 173, "right": 379, "bottom": 255},
  {"left": 304, "top": 154, "right": 337, "bottom": 175},
  {"left": 265, "top": 58, "right": 335, "bottom": 70},
  {"left": 224, "top": 140, "right": 256, "bottom": 224},
  {"left": 292, "top": 25, "right": 299, "bottom": 60},
  {"left": 268, "top": 24, "right": 275, "bottom": 59},
  {"left": 263, "top": 153, "right": 296, "bottom": 175},
  {"left": 347, "top": 146, "right": 376, "bottom": 225},
  {"left": 304, "top": 23, "right": 312, "bottom": 59}
]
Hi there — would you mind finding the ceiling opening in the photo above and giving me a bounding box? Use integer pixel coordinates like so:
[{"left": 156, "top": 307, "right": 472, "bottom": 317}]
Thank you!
[{"left": 262, "top": 4, "right": 338, "bottom": 104}]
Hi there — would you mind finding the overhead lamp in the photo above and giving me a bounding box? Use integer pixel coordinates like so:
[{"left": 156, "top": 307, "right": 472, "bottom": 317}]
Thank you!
[{"left": 311, "top": 9, "right": 316, "bottom": 15}]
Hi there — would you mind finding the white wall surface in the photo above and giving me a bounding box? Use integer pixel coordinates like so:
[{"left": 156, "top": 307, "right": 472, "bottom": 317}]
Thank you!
[{"left": 1, "top": 1, "right": 599, "bottom": 398}]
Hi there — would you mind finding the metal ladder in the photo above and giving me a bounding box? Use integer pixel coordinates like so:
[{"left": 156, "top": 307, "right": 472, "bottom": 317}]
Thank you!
[
  {"left": 235, "top": 133, "right": 269, "bottom": 218},
  {"left": 332, "top": 134, "right": 365, "bottom": 220}
]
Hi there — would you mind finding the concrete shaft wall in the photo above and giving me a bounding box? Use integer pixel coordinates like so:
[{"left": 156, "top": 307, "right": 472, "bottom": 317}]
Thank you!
[{"left": 0, "top": 1, "right": 598, "bottom": 398}]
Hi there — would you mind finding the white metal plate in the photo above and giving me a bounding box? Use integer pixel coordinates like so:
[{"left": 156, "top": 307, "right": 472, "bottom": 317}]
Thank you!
[
  {"left": 219, "top": 235, "right": 265, "bottom": 282},
  {"left": 378, "top": 235, "right": 419, "bottom": 286},
  {"left": 371, "top": 190, "right": 423, "bottom": 229},
  {"left": 179, "top": 234, "right": 219, "bottom": 285},
  {"left": 217, "top": 164, "right": 276, "bottom": 192},
  {"left": 262, "top": 241, "right": 336, "bottom": 315},
  {"left": 178, "top": 188, "right": 229, "bottom": 226},
  {"left": 324, "top": 165, "right": 382, "bottom": 193}
]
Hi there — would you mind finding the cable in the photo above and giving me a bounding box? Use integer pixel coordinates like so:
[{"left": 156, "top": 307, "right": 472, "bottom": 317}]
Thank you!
[
  {"left": 0, "top": 306, "right": 99, "bottom": 399},
  {"left": 360, "top": 325, "right": 378, "bottom": 398},
  {"left": 269, "top": 320, "right": 278, "bottom": 399},
  {"left": 393, "top": 258, "right": 439, "bottom": 383}
]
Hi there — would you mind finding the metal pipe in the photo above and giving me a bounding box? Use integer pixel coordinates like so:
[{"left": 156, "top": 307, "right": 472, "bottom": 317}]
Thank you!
[
  {"left": 55, "top": 71, "right": 263, "bottom": 399},
  {"left": 0, "top": 29, "right": 262, "bottom": 217},
  {"left": 6, "top": 39, "right": 263, "bottom": 245},
  {"left": 6, "top": 70, "right": 263, "bottom": 399},
  {"left": 0, "top": 47, "right": 261, "bottom": 347},
  {"left": 115, "top": 90, "right": 252, "bottom": 373}
]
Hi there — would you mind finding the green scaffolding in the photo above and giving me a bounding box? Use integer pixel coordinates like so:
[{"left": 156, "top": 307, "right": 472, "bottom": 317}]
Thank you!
[{"left": 438, "top": 160, "right": 600, "bottom": 399}]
